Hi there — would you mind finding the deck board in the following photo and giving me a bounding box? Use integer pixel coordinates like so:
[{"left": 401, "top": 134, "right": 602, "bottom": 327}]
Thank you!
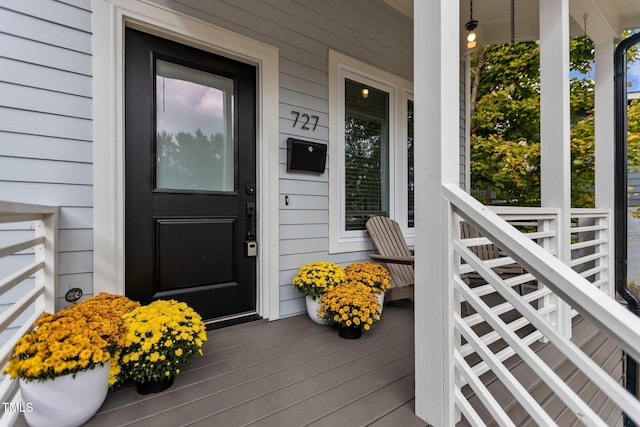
[{"left": 85, "top": 300, "right": 428, "bottom": 427}]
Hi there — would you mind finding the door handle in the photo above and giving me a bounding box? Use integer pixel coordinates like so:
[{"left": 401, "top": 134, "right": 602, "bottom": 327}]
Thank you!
[
  {"left": 245, "top": 202, "right": 257, "bottom": 257},
  {"left": 246, "top": 202, "right": 256, "bottom": 242}
]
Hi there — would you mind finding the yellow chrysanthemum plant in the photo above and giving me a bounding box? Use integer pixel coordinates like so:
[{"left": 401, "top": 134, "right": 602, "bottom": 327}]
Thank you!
[
  {"left": 344, "top": 262, "right": 391, "bottom": 294},
  {"left": 4, "top": 293, "right": 140, "bottom": 387},
  {"left": 318, "top": 282, "right": 381, "bottom": 331},
  {"left": 118, "top": 299, "right": 207, "bottom": 384},
  {"left": 291, "top": 261, "right": 346, "bottom": 300}
]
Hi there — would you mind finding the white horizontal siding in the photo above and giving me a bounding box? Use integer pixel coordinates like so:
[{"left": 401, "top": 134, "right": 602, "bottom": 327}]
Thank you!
[
  {"left": 280, "top": 223, "right": 328, "bottom": 240},
  {"left": 56, "top": 0, "right": 91, "bottom": 12},
  {"left": 0, "top": 182, "right": 92, "bottom": 207},
  {"left": 0, "top": 82, "right": 92, "bottom": 119},
  {"left": 59, "top": 229, "right": 92, "bottom": 252},
  {"left": 280, "top": 238, "right": 328, "bottom": 255},
  {"left": 0, "top": 0, "right": 92, "bottom": 31},
  {"left": 59, "top": 207, "right": 93, "bottom": 229},
  {"left": 0, "top": 0, "right": 93, "bottom": 311},
  {"left": 279, "top": 195, "right": 328, "bottom": 211},
  {"left": 0, "top": 57, "right": 92, "bottom": 97},
  {"left": 0, "top": 157, "right": 92, "bottom": 185},
  {"left": 0, "top": 33, "right": 91, "bottom": 76},
  {"left": 0, "top": 108, "right": 92, "bottom": 141},
  {"left": 59, "top": 251, "right": 92, "bottom": 275},
  {"left": 0, "top": 7, "right": 91, "bottom": 53},
  {"left": 0, "top": 132, "right": 92, "bottom": 163},
  {"left": 460, "top": 58, "right": 467, "bottom": 189}
]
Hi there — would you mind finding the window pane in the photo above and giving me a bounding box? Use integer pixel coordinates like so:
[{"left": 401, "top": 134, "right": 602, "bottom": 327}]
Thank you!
[
  {"left": 344, "top": 78, "right": 389, "bottom": 231},
  {"left": 155, "top": 59, "right": 235, "bottom": 192},
  {"left": 408, "top": 99, "right": 414, "bottom": 228}
]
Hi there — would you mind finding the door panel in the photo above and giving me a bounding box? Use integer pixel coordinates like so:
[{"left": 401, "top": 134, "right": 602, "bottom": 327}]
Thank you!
[
  {"left": 124, "top": 28, "right": 257, "bottom": 322},
  {"left": 155, "top": 218, "right": 235, "bottom": 291}
]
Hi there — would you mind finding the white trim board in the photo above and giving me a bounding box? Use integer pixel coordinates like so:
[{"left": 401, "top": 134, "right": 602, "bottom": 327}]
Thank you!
[{"left": 92, "top": 0, "right": 280, "bottom": 320}]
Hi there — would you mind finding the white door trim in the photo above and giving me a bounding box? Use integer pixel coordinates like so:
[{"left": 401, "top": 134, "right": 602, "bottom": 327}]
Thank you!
[{"left": 92, "top": 0, "right": 280, "bottom": 320}]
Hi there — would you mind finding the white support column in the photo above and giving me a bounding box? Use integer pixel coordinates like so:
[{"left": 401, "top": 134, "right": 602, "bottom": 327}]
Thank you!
[
  {"left": 414, "top": 1, "right": 460, "bottom": 424},
  {"left": 539, "top": 0, "right": 572, "bottom": 337},
  {"left": 594, "top": 38, "right": 616, "bottom": 298}
]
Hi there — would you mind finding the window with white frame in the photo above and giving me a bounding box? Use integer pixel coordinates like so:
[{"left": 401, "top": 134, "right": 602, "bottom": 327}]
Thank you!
[
  {"left": 329, "top": 51, "right": 413, "bottom": 253},
  {"left": 407, "top": 97, "right": 415, "bottom": 229}
]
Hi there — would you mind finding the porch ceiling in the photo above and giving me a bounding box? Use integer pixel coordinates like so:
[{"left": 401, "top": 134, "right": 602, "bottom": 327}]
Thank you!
[{"left": 384, "top": 0, "right": 640, "bottom": 45}]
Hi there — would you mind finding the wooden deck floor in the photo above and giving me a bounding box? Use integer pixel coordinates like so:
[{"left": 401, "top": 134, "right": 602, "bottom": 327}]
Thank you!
[{"left": 85, "top": 299, "right": 428, "bottom": 427}]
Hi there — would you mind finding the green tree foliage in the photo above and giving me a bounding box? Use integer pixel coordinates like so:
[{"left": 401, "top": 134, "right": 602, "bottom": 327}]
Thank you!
[
  {"left": 470, "top": 35, "right": 640, "bottom": 208},
  {"left": 156, "top": 128, "right": 228, "bottom": 190},
  {"left": 344, "top": 116, "right": 386, "bottom": 230}
]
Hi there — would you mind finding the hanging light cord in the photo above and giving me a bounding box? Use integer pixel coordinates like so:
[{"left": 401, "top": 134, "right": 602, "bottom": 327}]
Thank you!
[{"left": 510, "top": 0, "right": 515, "bottom": 47}]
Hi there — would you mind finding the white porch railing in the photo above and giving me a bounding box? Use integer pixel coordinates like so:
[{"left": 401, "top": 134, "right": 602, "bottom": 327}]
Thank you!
[
  {"left": 570, "top": 209, "right": 613, "bottom": 296},
  {"left": 0, "top": 202, "right": 57, "bottom": 427},
  {"left": 443, "top": 184, "right": 640, "bottom": 426}
]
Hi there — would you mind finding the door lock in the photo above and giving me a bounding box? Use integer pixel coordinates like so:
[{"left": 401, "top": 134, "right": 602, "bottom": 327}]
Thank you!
[{"left": 246, "top": 240, "right": 258, "bottom": 257}]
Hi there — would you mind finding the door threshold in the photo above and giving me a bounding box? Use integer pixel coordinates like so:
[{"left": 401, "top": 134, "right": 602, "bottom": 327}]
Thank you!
[{"left": 205, "top": 311, "right": 262, "bottom": 330}]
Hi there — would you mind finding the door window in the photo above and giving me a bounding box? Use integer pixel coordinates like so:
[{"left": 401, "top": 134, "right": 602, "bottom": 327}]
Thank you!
[{"left": 155, "top": 59, "right": 235, "bottom": 192}]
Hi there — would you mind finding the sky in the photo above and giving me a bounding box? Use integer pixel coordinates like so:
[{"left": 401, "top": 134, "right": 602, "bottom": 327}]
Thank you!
[
  {"left": 569, "top": 53, "right": 640, "bottom": 93},
  {"left": 156, "top": 76, "right": 226, "bottom": 138},
  {"left": 630, "top": 61, "right": 640, "bottom": 92}
]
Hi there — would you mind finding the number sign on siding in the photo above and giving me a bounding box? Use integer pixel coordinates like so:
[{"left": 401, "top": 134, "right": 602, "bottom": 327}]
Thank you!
[{"left": 290, "top": 110, "right": 319, "bottom": 131}]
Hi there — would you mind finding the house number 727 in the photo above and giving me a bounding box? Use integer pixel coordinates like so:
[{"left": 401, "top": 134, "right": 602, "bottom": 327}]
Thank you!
[{"left": 291, "top": 110, "right": 319, "bottom": 131}]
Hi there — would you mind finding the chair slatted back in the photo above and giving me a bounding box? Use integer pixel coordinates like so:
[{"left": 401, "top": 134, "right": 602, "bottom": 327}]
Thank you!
[
  {"left": 460, "top": 222, "right": 501, "bottom": 260},
  {"left": 366, "top": 216, "right": 414, "bottom": 288}
]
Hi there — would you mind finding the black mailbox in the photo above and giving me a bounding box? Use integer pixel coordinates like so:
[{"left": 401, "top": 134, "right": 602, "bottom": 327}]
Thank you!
[{"left": 287, "top": 138, "right": 327, "bottom": 174}]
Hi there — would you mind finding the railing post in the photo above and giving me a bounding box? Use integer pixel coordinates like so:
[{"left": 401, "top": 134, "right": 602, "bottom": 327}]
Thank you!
[
  {"left": 34, "top": 212, "right": 57, "bottom": 313},
  {"left": 604, "top": 212, "right": 615, "bottom": 298},
  {"left": 539, "top": 215, "right": 557, "bottom": 341}
]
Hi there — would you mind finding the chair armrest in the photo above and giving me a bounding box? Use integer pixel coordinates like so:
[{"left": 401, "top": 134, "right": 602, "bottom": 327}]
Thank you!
[
  {"left": 369, "top": 254, "right": 415, "bottom": 266},
  {"left": 494, "top": 263, "right": 525, "bottom": 275}
]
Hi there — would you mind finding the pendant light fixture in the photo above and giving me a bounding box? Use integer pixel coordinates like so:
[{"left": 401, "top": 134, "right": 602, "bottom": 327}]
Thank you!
[{"left": 465, "top": 0, "right": 479, "bottom": 49}]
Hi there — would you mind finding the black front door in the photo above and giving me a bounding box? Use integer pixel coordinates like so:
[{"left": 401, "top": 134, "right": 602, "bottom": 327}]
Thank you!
[{"left": 124, "top": 28, "right": 257, "bottom": 322}]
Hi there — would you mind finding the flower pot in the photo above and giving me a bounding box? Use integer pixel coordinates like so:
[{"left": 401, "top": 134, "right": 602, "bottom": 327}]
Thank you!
[
  {"left": 375, "top": 292, "right": 385, "bottom": 314},
  {"left": 338, "top": 325, "right": 362, "bottom": 339},
  {"left": 136, "top": 375, "right": 174, "bottom": 395},
  {"left": 19, "top": 362, "right": 110, "bottom": 427},
  {"left": 305, "top": 295, "right": 325, "bottom": 325}
]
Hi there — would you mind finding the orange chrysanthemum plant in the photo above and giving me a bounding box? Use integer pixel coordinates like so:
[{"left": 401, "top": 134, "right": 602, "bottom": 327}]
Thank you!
[
  {"left": 118, "top": 299, "right": 207, "bottom": 384},
  {"left": 318, "top": 282, "right": 381, "bottom": 331},
  {"left": 291, "top": 261, "right": 346, "bottom": 300},
  {"left": 344, "top": 262, "right": 391, "bottom": 294},
  {"left": 4, "top": 293, "right": 140, "bottom": 387}
]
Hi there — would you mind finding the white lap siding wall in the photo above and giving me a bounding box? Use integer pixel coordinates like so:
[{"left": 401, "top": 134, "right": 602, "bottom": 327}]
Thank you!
[{"left": 0, "top": 0, "right": 93, "bottom": 324}]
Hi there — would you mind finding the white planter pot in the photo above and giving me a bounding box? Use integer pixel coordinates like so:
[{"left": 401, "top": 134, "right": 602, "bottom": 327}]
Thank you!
[
  {"left": 19, "top": 361, "right": 110, "bottom": 427},
  {"left": 305, "top": 295, "right": 325, "bottom": 325},
  {"left": 375, "top": 292, "right": 385, "bottom": 315}
]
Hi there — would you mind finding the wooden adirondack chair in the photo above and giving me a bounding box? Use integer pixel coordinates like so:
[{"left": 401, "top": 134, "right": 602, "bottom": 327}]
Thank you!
[
  {"left": 365, "top": 216, "right": 414, "bottom": 301},
  {"left": 460, "top": 221, "right": 526, "bottom": 288}
]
